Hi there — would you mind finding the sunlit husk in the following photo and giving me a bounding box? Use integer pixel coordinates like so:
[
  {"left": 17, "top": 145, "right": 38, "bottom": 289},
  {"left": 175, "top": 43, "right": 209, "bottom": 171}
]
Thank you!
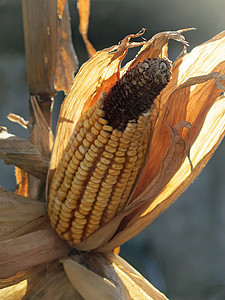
[{"left": 62, "top": 252, "right": 168, "bottom": 300}]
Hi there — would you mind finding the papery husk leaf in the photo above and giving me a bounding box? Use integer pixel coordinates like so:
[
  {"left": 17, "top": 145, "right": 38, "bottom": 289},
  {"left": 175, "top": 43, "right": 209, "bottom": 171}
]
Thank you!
[
  {"left": 134, "top": 31, "right": 225, "bottom": 196},
  {"left": 0, "top": 261, "right": 83, "bottom": 299},
  {"left": 0, "top": 280, "right": 27, "bottom": 300},
  {"left": 0, "top": 130, "right": 48, "bottom": 179},
  {"left": 101, "top": 93, "right": 225, "bottom": 251},
  {"left": 62, "top": 253, "right": 168, "bottom": 300},
  {"left": 24, "top": 261, "right": 83, "bottom": 300},
  {"left": 63, "top": 256, "right": 127, "bottom": 300},
  {"left": 77, "top": 0, "right": 96, "bottom": 57},
  {"left": 2, "top": 216, "right": 49, "bottom": 241},
  {"left": 0, "top": 187, "right": 45, "bottom": 239},
  {"left": 0, "top": 229, "right": 70, "bottom": 278},
  {"left": 55, "top": 0, "right": 79, "bottom": 93},
  {"left": 104, "top": 253, "right": 168, "bottom": 300}
]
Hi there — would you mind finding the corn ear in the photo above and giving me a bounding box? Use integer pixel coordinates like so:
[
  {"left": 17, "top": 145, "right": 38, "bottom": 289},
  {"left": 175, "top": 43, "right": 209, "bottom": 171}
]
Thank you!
[{"left": 48, "top": 57, "right": 172, "bottom": 246}]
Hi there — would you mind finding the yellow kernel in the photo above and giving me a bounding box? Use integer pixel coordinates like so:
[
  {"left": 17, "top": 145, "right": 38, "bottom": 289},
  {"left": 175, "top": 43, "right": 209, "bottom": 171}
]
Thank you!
[
  {"left": 94, "top": 138, "right": 104, "bottom": 148},
  {"left": 74, "top": 211, "right": 86, "bottom": 219},
  {"left": 56, "top": 224, "right": 66, "bottom": 234},
  {"left": 94, "top": 121, "right": 103, "bottom": 131},
  {"left": 85, "top": 152, "right": 95, "bottom": 163},
  {"left": 99, "top": 117, "right": 108, "bottom": 125},
  {"left": 112, "top": 163, "right": 123, "bottom": 170},
  {"left": 63, "top": 232, "right": 72, "bottom": 241},
  {"left": 58, "top": 219, "right": 70, "bottom": 229},
  {"left": 75, "top": 150, "right": 83, "bottom": 160},
  {"left": 108, "top": 140, "right": 118, "bottom": 148},
  {"left": 105, "top": 177, "right": 117, "bottom": 184},
  {"left": 71, "top": 155, "right": 80, "bottom": 166},
  {"left": 97, "top": 134, "right": 108, "bottom": 144},
  {"left": 105, "top": 145, "right": 117, "bottom": 153},
  {"left": 90, "top": 176, "right": 101, "bottom": 184},
  {"left": 114, "top": 157, "right": 125, "bottom": 164},
  {"left": 100, "top": 157, "right": 111, "bottom": 165},
  {"left": 103, "top": 125, "right": 113, "bottom": 132},
  {"left": 90, "top": 144, "right": 99, "bottom": 153},
  {"left": 91, "top": 126, "right": 99, "bottom": 135},
  {"left": 79, "top": 128, "right": 86, "bottom": 138},
  {"left": 88, "top": 217, "right": 100, "bottom": 225},
  {"left": 103, "top": 151, "right": 114, "bottom": 159},
  {"left": 100, "top": 130, "right": 111, "bottom": 139},
  {"left": 96, "top": 162, "right": 108, "bottom": 171},
  {"left": 108, "top": 169, "right": 120, "bottom": 176},
  {"left": 86, "top": 181, "right": 99, "bottom": 189},
  {"left": 88, "top": 149, "right": 98, "bottom": 159},
  {"left": 83, "top": 138, "right": 90, "bottom": 148},
  {"left": 83, "top": 119, "right": 91, "bottom": 129},
  {"left": 57, "top": 190, "right": 67, "bottom": 201},
  {"left": 95, "top": 108, "right": 105, "bottom": 117},
  {"left": 76, "top": 133, "right": 83, "bottom": 143},
  {"left": 86, "top": 132, "right": 95, "bottom": 142},
  {"left": 101, "top": 182, "right": 114, "bottom": 188}
]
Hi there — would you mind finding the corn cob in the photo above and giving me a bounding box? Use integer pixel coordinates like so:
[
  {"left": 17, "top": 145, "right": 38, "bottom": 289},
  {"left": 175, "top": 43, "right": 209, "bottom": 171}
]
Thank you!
[{"left": 48, "top": 57, "right": 171, "bottom": 246}]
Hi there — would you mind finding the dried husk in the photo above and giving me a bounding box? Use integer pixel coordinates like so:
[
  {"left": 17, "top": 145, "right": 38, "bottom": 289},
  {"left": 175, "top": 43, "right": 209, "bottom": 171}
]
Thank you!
[
  {"left": 77, "top": 0, "right": 96, "bottom": 57},
  {"left": 0, "top": 129, "right": 48, "bottom": 180},
  {"left": 0, "top": 188, "right": 45, "bottom": 239},
  {"left": 62, "top": 252, "right": 168, "bottom": 300}
]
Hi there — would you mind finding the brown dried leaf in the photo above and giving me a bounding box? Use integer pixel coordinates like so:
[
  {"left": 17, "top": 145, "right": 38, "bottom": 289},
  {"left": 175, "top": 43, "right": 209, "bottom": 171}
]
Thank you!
[
  {"left": 22, "top": 0, "right": 58, "bottom": 96},
  {"left": 77, "top": 0, "right": 96, "bottom": 57},
  {"left": 55, "top": 0, "right": 79, "bottom": 94},
  {"left": 0, "top": 229, "right": 70, "bottom": 278},
  {"left": 0, "top": 130, "right": 48, "bottom": 179},
  {"left": 0, "top": 187, "right": 46, "bottom": 240},
  {"left": 62, "top": 253, "right": 168, "bottom": 300}
]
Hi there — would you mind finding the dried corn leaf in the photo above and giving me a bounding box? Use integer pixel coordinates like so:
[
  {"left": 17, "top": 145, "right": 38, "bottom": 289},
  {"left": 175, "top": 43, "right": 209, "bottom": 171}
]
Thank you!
[
  {"left": 55, "top": 0, "right": 79, "bottom": 93},
  {"left": 77, "top": 0, "right": 96, "bottom": 57},
  {"left": 0, "top": 187, "right": 45, "bottom": 239},
  {"left": 22, "top": 0, "right": 58, "bottom": 96},
  {"left": 0, "top": 280, "right": 27, "bottom": 300},
  {"left": 105, "top": 253, "right": 168, "bottom": 300},
  {"left": 0, "top": 129, "right": 48, "bottom": 179},
  {"left": 24, "top": 261, "right": 83, "bottom": 300},
  {"left": 0, "top": 229, "right": 70, "bottom": 278},
  {"left": 133, "top": 31, "right": 225, "bottom": 197},
  {"left": 62, "top": 253, "right": 168, "bottom": 300}
]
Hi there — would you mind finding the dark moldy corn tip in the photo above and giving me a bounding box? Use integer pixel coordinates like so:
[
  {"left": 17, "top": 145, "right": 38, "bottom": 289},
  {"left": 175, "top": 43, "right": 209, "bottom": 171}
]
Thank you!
[{"left": 103, "top": 57, "right": 172, "bottom": 131}]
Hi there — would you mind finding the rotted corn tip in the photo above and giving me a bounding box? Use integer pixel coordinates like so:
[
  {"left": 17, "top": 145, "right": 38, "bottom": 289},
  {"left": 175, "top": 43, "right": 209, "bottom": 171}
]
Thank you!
[
  {"left": 48, "top": 57, "right": 172, "bottom": 246},
  {"left": 103, "top": 57, "right": 172, "bottom": 131}
]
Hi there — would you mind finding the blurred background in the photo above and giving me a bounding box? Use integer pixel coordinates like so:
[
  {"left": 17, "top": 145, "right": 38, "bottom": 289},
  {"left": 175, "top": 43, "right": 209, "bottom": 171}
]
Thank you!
[{"left": 0, "top": 0, "right": 225, "bottom": 299}]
